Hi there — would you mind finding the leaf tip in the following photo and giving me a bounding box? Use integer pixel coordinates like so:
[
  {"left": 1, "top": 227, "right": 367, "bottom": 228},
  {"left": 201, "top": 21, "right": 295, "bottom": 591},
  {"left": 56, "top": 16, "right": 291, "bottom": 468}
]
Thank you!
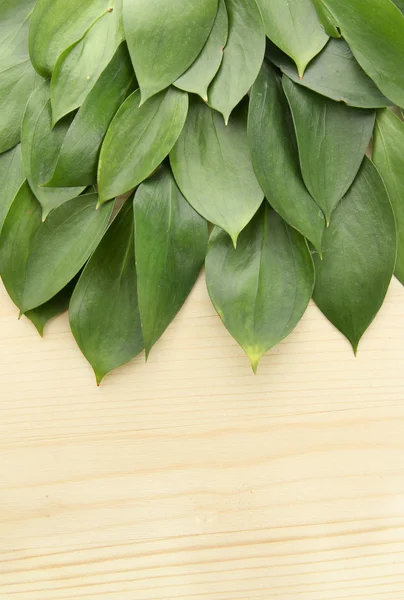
[
  {"left": 95, "top": 370, "right": 105, "bottom": 386},
  {"left": 246, "top": 349, "right": 263, "bottom": 375}
]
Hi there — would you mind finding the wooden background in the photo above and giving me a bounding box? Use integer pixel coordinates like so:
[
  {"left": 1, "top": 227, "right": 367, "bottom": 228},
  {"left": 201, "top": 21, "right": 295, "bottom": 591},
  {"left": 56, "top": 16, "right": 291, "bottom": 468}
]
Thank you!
[{"left": 1, "top": 274, "right": 404, "bottom": 600}]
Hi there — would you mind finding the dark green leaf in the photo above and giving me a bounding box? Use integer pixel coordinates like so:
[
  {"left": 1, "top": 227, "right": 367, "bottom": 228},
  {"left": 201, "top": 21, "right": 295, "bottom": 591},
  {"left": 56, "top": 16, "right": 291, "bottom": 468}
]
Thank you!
[
  {"left": 206, "top": 205, "right": 314, "bottom": 372},
  {"left": 312, "top": 0, "right": 341, "bottom": 37},
  {"left": 313, "top": 158, "right": 396, "bottom": 353},
  {"left": 70, "top": 202, "right": 143, "bottom": 385},
  {"left": 0, "top": 144, "right": 25, "bottom": 232},
  {"left": 98, "top": 87, "right": 188, "bottom": 204},
  {"left": 256, "top": 0, "right": 328, "bottom": 76},
  {"left": 123, "top": 0, "right": 217, "bottom": 104},
  {"left": 248, "top": 62, "right": 324, "bottom": 250},
  {"left": 170, "top": 98, "right": 263, "bottom": 246},
  {"left": 266, "top": 38, "right": 391, "bottom": 108},
  {"left": 208, "top": 0, "right": 265, "bottom": 124},
  {"left": 48, "top": 44, "right": 135, "bottom": 188},
  {"left": 21, "top": 193, "right": 113, "bottom": 312},
  {"left": 393, "top": 0, "right": 404, "bottom": 14},
  {"left": 373, "top": 109, "right": 404, "bottom": 284},
  {"left": 134, "top": 166, "right": 208, "bottom": 357},
  {"left": 282, "top": 75, "right": 375, "bottom": 223},
  {"left": 21, "top": 81, "right": 85, "bottom": 219},
  {"left": 25, "top": 278, "right": 78, "bottom": 336},
  {"left": 174, "top": 0, "right": 228, "bottom": 102}
]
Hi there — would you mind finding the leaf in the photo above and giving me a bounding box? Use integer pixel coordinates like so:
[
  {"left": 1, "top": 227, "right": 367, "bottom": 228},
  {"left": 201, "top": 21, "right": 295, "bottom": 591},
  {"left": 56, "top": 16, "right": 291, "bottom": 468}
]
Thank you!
[
  {"left": 319, "top": 0, "right": 404, "bottom": 107},
  {"left": 134, "top": 166, "right": 208, "bottom": 357},
  {"left": 0, "top": 144, "right": 25, "bottom": 232},
  {"left": 373, "top": 109, "right": 404, "bottom": 285},
  {"left": 313, "top": 158, "right": 396, "bottom": 353},
  {"left": 311, "top": 0, "right": 341, "bottom": 38},
  {"left": 170, "top": 98, "right": 263, "bottom": 246},
  {"left": 25, "top": 278, "right": 78, "bottom": 336},
  {"left": 282, "top": 75, "right": 375, "bottom": 224},
  {"left": 98, "top": 87, "right": 188, "bottom": 204},
  {"left": 206, "top": 205, "right": 314, "bottom": 373},
  {"left": 393, "top": 0, "right": 404, "bottom": 13},
  {"left": 70, "top": 202, "right": 144, "bottom": 385},
  {"left": 208, "top": 0, "right": 265, "bottom": 123},
  {"left": 29, "top": 0, "right": 112, "bottom": 77},
  {"left": 48, "top": 44, "right": 135, "bottom": 188},
  {"left": 266, "top": 38, "right": 391, "bottom": 109},
  {"left": 174, "top": 0, "right": 228, "bottom": 102},
  {"left": 255, "top": 0, "right": 328, "bottom": 77},
  {"left": 21, "top": 193, "right": 113, "bottom": 312},
  {"left": 50, "top": 0, "right": 124, "bottom": 124},
  {"left": 248, "top": 61, "right": 324, "bottom": 251},
  {"left": 21, "top": 81, "right": 85, "bottom": 219},
  {"left": 123, "top": 0, "right": 217, "bottom": 104}
]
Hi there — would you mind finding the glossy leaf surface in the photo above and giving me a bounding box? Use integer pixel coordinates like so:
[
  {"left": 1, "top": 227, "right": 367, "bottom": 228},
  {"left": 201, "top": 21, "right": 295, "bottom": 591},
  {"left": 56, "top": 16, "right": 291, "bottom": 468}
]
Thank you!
[
  {"left": 25, "top": 278, "right": 78, "bottom": 336},
  {"left": 248, "top": 62, "right": 324, "bottom": 250},
  {"left": 256, "top": 0, "right": 328, "bottom": 76},
  {"left": 313, "top": 158, "right": 396, "bottom": 353},
  {"left": 208, "top": 0, "right": 265, "bottom": 123},
  {"left": 134, "top": 166, "right": 208, "bottom": 356},
  {"left": 170, "top": 98, "right": 263, "bottom": 246},
  {"left": 266, "top": 38, "right": 391, "bottom": 109},
  {"left": 98, "top": 87, "right": 188, "bottom": 204},
  {"left": 48, "top": 44, "right": 135, "bottom": 187},
  {"left": 123, "top": 0, "right": 217, "bottom": 103},
  {"left": 283, "top": 75, "right": 375, "bottom": 223},
  {"left": 21, "top": 193, "right": 113, "bottom": 312},
  {"left": 0, "top": 144, "right": 25, "bottom": 232},
  {"left": 70, "top": 202, "right": 144, "bottom": 384},
  {"left": 206, "top": 206, "right": 314, "bottom": 372},
  {"left": 373, "top": 109, "right": 404, "bottom": 284}
]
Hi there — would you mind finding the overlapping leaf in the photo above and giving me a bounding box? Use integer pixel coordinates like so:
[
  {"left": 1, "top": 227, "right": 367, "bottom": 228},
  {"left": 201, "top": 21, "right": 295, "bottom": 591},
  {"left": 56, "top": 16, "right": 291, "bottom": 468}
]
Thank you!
[
  {"left": 312, "top": 0, "right": 341, "bottom": 37},
  {"left": 0, "top": 144, "right": 25, "bottom": 231}
]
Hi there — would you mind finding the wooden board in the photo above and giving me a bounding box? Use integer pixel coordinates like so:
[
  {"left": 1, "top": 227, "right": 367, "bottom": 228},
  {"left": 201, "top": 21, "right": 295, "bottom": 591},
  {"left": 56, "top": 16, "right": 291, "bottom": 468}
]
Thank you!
[{"left": 1, "top": 275, "right": 404, "bottom": 600}]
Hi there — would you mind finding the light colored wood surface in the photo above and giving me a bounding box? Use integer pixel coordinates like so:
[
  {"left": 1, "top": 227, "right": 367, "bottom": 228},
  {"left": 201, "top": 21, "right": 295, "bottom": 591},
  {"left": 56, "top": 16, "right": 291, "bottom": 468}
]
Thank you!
[{"left": 1, "top": 275, "right": 404, "bottom": 600}]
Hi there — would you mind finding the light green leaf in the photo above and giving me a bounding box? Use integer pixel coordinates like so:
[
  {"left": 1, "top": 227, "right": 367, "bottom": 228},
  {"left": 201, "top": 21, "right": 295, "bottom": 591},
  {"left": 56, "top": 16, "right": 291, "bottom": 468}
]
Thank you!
[
  {"left": 373, "top": 109, "right": 404, "bottom": 284},
  {"left": 283, "top": 75, "right": 375, "bottom": 223},
  {"left": 21, "top": 193, "right": 113, "bottom": 312},
  {"left": 21, "top": 80, "right": 85, "bottom": 219},
  {"left": 206, "top": 205, "right": 315, "bottom": 373},
  {"left": 266, "top": 38, "right": 391, "bottom": 109},
  {"left": 123, "top": 0, "right": 217, "bottom": 104},
  {"left": 170, "top": 98, "right": 263, "bottom": 246},
  {"left": 98, "top": 87, "right": 188, "bottom": 204},
  {"left": 29, "top": 0, "right": 112, "bottom": 77},
  {"left": 50, "top": 0, "right": 124, "bottom": 124},
  {"left": 25, "top": 278, "right": 78, "bottom": 336},
  {"left": 134, "top": 166, "right": 208, "bottom": 357},
  {"left": 70, "top": 202, "right": 144, "bottom": 385},
  {"left": 248, "top": 62, "right": 324, "bottom": 250},
  {"left": 312, "top": 0, "right": 341, "bottom": 37},
  {"left": 208, "top": 0, "right": 265, "bottom": 123},
  {"left": 313, "top": 158, "right": 396, "bottom": 353},
  {"left": 0, "top": 144, "right": 25, "bottom": 232},
  {"left": 256, "top": 0, "right": 328, "bottom": 77},
  {"left": 174, "top": 0, "right": 228, "bottom": 102},
  {"left": 48, "top": 44, "right": 135, "bottom": 188},
  {"left": 320, "top": 0, "right": 404, "bottom": 107}
]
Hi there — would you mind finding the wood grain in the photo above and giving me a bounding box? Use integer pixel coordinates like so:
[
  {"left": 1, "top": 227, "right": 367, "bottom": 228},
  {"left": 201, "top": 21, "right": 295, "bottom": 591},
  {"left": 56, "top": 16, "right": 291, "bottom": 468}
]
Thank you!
[{"left": 1, "top": 275, "right": 404, "bottom": 600}]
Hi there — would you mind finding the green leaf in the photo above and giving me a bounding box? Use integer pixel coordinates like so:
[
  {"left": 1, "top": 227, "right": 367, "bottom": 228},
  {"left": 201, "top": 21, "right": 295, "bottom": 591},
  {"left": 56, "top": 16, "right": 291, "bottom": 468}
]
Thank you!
[
  {"left": 48, "top": 44, "right": 135, "bottom": 188},
  {"left": 255, "top": 0, "right": 328, "bottom": 77},
  {"left": 174, "top": 0, "right": 228, "bottom": 102},
  {"left": 98, "top": 87, "right": 188, "bottom": 204},
  {"left": 50, "top": 0, "right": 124, "bottom": 124},
  {"left": 393, "top": 0, "right": 404, "bottom": 13},
  {"left": 170, "top": 98, "right": 263, "bottom": 246},
  {"left": 70, "top": 202, "right": 143, "bottom": 385},
  {"left": 25, "top": 278, "right": 78, "bottom": 336},
  {"left": 320, "top": 0, "right": 404, "bottom": 107},
  {"left": 0, "top": 144, "right": 25, "bottom": 232},
  {"left": 311, "top": 0, "right": 341, "bottom": 37},
  {"left": 123, "top": 0, "right": 217, "bottom": 104},
  {"left": 282, "top": 75, "right": 375, "bottom": 224},
  {"left": 21, "top": 193, "right": 113, "bottom": 313},
  {"left": 313, "top": 158, "right": 396, "bottom": 354},
  {"left": 29, "top": 0, "right": 112, "bottom": 77},
  {"left": 208, "top": 0, "right": 265, "bottom": 123},
  {"left": 206, "top": 205, "right": 314, "bottom": 373},
  {"left": 266, "top": 38, "right": 391, "bottom": 109},
  {"left": 373, "top": 109, "right": 404, "bottom": 285},
  {"left": 21, "top": 81, "right": 85, "bottom": 219},
  {"left": 248, "top": 62, "right": 324, "bottom": 250},
  {"left": 134, "top": 166, "right": 208, "bottom": 357}
]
